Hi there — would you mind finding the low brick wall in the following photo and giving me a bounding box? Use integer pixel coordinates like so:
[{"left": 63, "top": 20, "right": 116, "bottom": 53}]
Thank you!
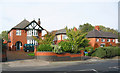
[{"left": 35, "top": 52, "right": 89, "bottom": 61}]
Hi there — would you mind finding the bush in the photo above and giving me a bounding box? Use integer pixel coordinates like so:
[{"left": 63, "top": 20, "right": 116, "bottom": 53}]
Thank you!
[
  {"left": 95, "top": 47, "right": 106, "bottom": 58},
  {"left": 58, "top": 41, "right": 72, "bottom": 52},
  {"left": 51, "top": 45, "right": 63, "bottom": 54},
  {"left": 91, "top": 47, "right": 120, "bottom": 58},
  {"left": 37, "top": 44, "right": 53, "bottom": 51}
]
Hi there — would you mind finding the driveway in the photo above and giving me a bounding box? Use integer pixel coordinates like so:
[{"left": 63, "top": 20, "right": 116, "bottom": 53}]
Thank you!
[{"left": 6, "top": 50, "right": 34, "bottom": 61}]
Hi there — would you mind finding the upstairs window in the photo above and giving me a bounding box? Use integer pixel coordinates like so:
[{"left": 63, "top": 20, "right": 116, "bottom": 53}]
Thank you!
[
  {"left": 112, "top": 39, "right": 115, "bottom": 42},
  {"left": 10, "top": 32, "right": 11, "bottom": 36},
  {"left": 16, "top": 30, "right": 21, "bottom": 36},
  {"left": 101, "top": 39, "right": 105, "bottom": 42},
  {"left": 107, "top": 39, "right": 110, "bottom": 42},
  {"left": 27, "top": 30, "right": 38, "bottom": 36},
  {"left": 27, "top": 30, "right": 32, "bottom": 36},
  {"left": 96, "top": 39, "right": 99, "bottom": 42}
]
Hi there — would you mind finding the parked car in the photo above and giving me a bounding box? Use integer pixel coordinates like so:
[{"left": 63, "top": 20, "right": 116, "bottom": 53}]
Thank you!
[{"left": 23, "top": 44, "right": 34, "bottom": 52}]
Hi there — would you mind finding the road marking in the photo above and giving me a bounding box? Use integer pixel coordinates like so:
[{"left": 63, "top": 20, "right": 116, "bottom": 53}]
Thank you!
[
  {"left": 109, "top": 66, "right": 120, "bottom": 69},
  {"left": 77, "top": 69, "right": 98, "bottom": 73}
]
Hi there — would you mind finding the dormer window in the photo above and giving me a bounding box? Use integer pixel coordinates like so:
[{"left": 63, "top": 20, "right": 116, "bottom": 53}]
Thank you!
[{"left": 16, "top": 30, "right": 21, "bottom": 36}]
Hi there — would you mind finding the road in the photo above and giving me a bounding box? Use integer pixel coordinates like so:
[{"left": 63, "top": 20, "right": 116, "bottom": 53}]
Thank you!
[{"left": 2, "top": 59, "right": 120, "bottom": 73}]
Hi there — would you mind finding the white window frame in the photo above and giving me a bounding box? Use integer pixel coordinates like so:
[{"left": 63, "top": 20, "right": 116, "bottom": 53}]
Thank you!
[
  {"left": 101, "top": 39, "right": 105, "bottom": 42},
  {"left": 27, "top": 30, "right": 32, "bottom": 36},
  {"left": 96, "top": 39, "right": 99, "bottom": 42},
  {"left": 10, "top": 32, "right": 11, "bottom": 36},
  {"left": 27, "top": 40, "right": 30, "bottom": 44},
  {"left": 107, "top": 39, "right": 110, "bottom": 42},
  {"left": 100, "top": 43, "right": 105, "bottom": 47},
  {"left": 112, "top": 39, "right": 115, "bottom": 42},
  {"left": 62, "top": 35, "right": 68, "bottom": 40},
  {"left": 16, "top": 30, "right": 21, "bottom": 36}
]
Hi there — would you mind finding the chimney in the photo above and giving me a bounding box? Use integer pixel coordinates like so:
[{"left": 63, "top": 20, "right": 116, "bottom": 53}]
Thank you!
[
  {"left": 95, "top": 26, "right": 100, "bottom": 31},
  {"left": 38, "top": 18, "right": 41, "bottom": 25},
  {"left": 74, "top": 27, "right": 77, "bottom": 31}
]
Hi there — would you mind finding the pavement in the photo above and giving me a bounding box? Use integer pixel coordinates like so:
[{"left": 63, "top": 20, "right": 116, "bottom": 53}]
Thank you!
[{"left": 2, "top": 56, "right": 117, "bottom": 67}]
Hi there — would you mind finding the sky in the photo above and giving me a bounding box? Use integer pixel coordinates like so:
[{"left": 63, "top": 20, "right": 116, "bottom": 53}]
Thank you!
[{"left": 0, "top": 0, "right": 119, "bottom": 35}]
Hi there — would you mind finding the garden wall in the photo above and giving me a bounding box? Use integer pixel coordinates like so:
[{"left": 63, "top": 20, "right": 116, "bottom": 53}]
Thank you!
[{"left": 35, "top": 52, "right": 90, "bottom": 61}]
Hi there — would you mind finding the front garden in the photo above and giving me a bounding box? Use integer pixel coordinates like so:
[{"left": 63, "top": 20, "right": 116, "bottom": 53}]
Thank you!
[{"left": 32, "top": 27, "right": 120, "bottom": 60}]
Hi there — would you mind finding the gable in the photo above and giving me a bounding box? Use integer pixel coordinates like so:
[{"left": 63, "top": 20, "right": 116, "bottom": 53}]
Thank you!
[{"left": 24, "top": 20, "right": 43, "bottom": 30}]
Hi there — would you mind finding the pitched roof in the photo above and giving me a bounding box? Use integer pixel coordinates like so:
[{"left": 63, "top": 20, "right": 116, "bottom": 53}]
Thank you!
[
  {"left": 13, "top": 19, "right": 30, "bottom": 29},
  {"left": 56, "top": 28, "right": 66, "bottom": 35},
  {"left": 86, "top": 29, "right": 118, "bottom": 39},
  {"left": 8, "top": 19, "right": 44, "bottom": 33}
]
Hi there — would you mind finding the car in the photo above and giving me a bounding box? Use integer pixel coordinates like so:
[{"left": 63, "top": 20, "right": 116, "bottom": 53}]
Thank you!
[{"left": 23, "top": 44, "right": 34, "bottom": 52}]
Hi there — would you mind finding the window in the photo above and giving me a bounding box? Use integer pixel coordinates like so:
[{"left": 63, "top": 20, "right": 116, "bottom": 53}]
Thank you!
[
  {"left": 62, "top": 35, "right": 68, "bottom": 40},
  {"left": 112, "top": 39, "right": 115, "bottom": 42},
  {"left": 27, "top": 30, "right": 38, "bottom": 36},
  {"left": 96, "top": 39, "right": 99, "bottom": 42},
  {"left": 57, "top": 35, "right": 61, "bottom": 40},
  {"left": 28, "top": 40, "right": 38, "bottom": 45},
  {"left": 27, "top": 40, "right": 30, "bottom": 44},
  {"left": 27, "top": 30, "right": 32, "bottom": 36},
  {"left": 10, "top": 32, "right": 11, "bottom": 36},
  {"left": 33, "top": 30, "right": 38, "bottom": 36},
  {"left": 100, "top": 44, "right": 105, "bottom": 47},
  {"left": 16, "top": 30, "right": 21, "bottom": 35},
  {"left": 101, "top": 39, "right": 105, "bottom": 42},
  {"left": 107, "top": 39, "right": 110, "bottom": 42}
]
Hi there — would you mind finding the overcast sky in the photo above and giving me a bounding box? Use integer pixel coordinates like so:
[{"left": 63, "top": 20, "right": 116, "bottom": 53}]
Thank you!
[{"left": 0, "top": 0, "right": 119, "bottom": 35}]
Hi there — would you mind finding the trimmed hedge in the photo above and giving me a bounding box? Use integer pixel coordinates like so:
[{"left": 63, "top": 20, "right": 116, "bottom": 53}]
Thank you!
[
  {"left": 91, "top": 47, "right": 120, "bottom": 58},
  {"left": 37, "top": 44, "right": 53, "bottom": 51}
]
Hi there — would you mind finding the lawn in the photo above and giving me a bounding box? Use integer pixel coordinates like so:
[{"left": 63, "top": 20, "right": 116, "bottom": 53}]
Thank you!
[{"left": 27, "top": 53, "right": 35, "bottom": 56}]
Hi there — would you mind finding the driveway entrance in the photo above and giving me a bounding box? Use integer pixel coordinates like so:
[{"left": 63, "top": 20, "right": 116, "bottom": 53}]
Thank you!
[{"left": 7, "top": 50, "right": 34, "bottom": 61}]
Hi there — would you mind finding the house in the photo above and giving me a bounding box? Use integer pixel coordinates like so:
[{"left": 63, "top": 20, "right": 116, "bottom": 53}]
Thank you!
[
  {"left": 8, "top": 18, "right": 44, "bottom": 51},
  {"left": 53, "top": 27, "right": 77, "bottom": 44},
  {"left": 53, "top": 26, "right": 118, "bottom": 49},
  {"left": 86, "top": 26, "right": 118, "bottom": 49}
]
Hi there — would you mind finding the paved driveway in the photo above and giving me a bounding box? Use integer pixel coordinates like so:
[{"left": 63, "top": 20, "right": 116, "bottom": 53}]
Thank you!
[{"left": 7, "top": 50, "right": 34, "bottom": 61}]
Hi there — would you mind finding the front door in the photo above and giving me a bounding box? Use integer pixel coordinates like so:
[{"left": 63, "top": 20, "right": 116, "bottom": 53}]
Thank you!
[{"left": 16, "top": 41, "right": 22, "bottom": 50}]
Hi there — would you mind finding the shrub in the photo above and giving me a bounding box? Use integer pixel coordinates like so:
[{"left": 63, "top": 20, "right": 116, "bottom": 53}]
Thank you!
[
  {"left": 37, "top": 44, "right": 53, "bottom": 51},
  {"left": 58, "top": 41, "right": 72, "bottom": 52},
  {"left": 95, "top": 47, "right": 106, "bottom": 58},
  {"left": 51, "top": 45, "right": 63, "bottom": 54},
  {"left": 92, "top": 47, "right": 120, "bottom": 58}
]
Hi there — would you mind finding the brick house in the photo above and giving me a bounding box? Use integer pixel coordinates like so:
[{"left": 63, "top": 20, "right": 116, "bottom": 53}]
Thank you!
[
  {"left": 53, "top": 26, "right": 118, "bottom": 49},
  {"left": 8, "top": 18, "right": 44, "bottom": 51},
  {"left": 86, "top": 26, "right": 118, "bottom": 49}
]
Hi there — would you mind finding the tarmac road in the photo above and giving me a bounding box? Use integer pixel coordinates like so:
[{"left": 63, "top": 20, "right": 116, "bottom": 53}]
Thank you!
[{"left": 2, "top": 59, "right": 120, "bottom": 73}]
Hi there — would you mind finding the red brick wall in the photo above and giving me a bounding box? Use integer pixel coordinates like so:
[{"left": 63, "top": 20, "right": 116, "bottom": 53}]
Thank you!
[
  {"left": 88, "top": 38, "right": 116, "bottom": 49},
  {"left": 8, "top": 29, "right": 42, "bottom": 51}
]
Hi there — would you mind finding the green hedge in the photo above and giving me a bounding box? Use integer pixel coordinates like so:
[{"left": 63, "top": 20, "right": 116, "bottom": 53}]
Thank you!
[
  {"left": 58, "top": 41, "right": 72, "bottom": 52},
  {"left": 91, "top": 47, "right": 120, "bottom": 58},
  {"left": 37, "top": 44, "right": 53, "bottom": 51}
]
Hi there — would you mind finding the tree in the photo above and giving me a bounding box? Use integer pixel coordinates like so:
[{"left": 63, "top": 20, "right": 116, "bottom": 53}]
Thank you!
[
  {"left": 78, "top": 23, "right": 94, "bottom": 33},
  {"left": 99, "top": 25, "right": 118, "bottom": 35},
  {"left": 65, "top": 27, "right": 89, "bottom": 53},
  {"left": 0, "top": 31, "right": 8, "bottom": 41},
  {"left": 33, "top": 29, "right": 55, "bottom": 45}
]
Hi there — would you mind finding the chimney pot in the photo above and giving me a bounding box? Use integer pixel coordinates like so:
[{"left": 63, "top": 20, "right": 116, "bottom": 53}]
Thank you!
[
  {"left": 95, "top": 26, "right": 100, "bottom": 31},
  {"left": 38, "top": 18, "right": 41, "bottom": 25}
]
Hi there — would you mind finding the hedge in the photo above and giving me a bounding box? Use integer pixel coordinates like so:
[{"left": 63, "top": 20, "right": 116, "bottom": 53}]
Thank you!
[
  {"left": 37, "top": 44, "right": 53, "bottom": 51},
  {"left": 91, "top": 47, "right": 120, "bottom": 58}
]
